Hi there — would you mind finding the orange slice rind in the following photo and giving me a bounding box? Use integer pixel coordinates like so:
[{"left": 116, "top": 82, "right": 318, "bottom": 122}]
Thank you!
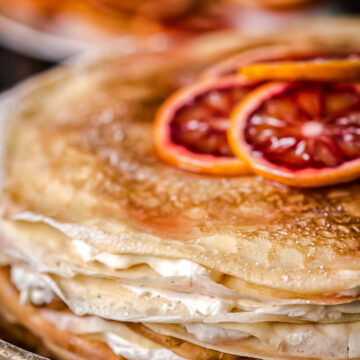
[
  {"left": 228, "top": 81, "right": 360, "bottom": 187},
  {"left": 240, "top": 58, "right": 360, "bottom": 81},
  {"left": 154, "top": 76, "right": 256, "bottom": 175}
]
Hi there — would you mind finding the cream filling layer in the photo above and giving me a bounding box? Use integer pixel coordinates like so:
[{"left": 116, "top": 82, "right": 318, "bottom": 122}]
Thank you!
[
  {"left": 72, "top": 240, "right": 240, "bottom": 302},
  {"left": 185, "top": 323, "right": 249, "bottom": 343},
  {"left": 12, "top": 263, "right": 360, "bottom": 359},
  {"left": 9, "top": 264, "right": 236, "bottom": 321},
  {"left": 9, "top": 263, "right": 360, "bottom": 324},
  {"left": 11, "top": 265, "right": 55, "bottom": 305},
  {"left": 10, "top": 264, "right": 245, "bottom": 347},
  {"left": 41, "top": 310, "right": 187, "bottom": 360},
  {"left": 72, "top": 239, "right": 211, "bottom": 278},
  {"left": 122, "top": 283, "right": 236, "bottom": 317}
]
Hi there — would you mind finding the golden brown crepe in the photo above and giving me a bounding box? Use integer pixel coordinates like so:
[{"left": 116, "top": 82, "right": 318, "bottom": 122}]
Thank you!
[{"left": 1, "top": 20, "right": 360, "bottom": 360}]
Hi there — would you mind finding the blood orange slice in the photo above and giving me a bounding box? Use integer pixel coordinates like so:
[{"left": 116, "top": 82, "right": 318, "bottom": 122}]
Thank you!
[
  {"left": 228, "top": 81, "right": 360, "bottom": 187},
  {"left": 154, "top": 76, "right": 256, "bottom": 175},
  {"left": 241, "top": 58, "right": 360, "bottom": 81},
  {"left": 201, "top": 44, "right": 316, "bottom": 79},
  {"left": 202, "top": 44, "right": 360, "bottom": 79},
  {"left": 249, "top": 0, "right": 315, "bottom": 9}
]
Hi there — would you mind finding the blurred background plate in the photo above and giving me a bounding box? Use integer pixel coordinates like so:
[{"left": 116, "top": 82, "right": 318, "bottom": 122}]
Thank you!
[
  {"left": 0, "top": 0, "right": 351, "bottom": 92},
  {"left": 0, "top": 0, "right": 340, "bottom": 61}
]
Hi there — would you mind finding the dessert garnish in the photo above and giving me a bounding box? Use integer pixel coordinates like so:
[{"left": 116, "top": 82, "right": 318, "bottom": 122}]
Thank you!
[
  {"left": 228, "top": 81, "right": 360, "bottom": 187},
  {"left": 240, "top": 58, "right": 360, "bottom": 81},
  {"left": 202, "top": 46, "right": 360, "bottom": 79},
  {"left": 154, "top": 76, "right": 254, "bottom": 174},
  {"left": 154, "top": 48, "right": 360, "bottom": 187}
]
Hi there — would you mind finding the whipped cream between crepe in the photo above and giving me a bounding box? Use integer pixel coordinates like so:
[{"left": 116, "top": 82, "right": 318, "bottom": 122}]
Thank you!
[
  {"left": 11, "top": 266, "right": 186, "bottom": 360},
  {"left": 72, "top": 239, "right": 240, "bottom": 317},
  {"left": 11, "top": 265, "right": 55, "bottom": 306},
  {"left": 72, "top": 239, "right": 210, "bottom": 278},
  {"left": 9, "top": 264, "right": 249, "bottom": 346},
  {"left": 42, "top": 310, "right": 187, "bottom": 360},
  {"left": 185, "top": 323, "right": 249, "bottom": 343},
  {"left": 104, "top": 332, "right": 186, "bottom": 360},
  {"left": 8, "top": 238, "right": 360, "bottom": 324},
  {"left": 11, "top": 263, "right": 360, "bottom": 359},
  {"left": 10, "top": 265, "right": 250, "bottom": 351},
  {"left": 71, "top": 240, "right": 360, "bottom": 322}
]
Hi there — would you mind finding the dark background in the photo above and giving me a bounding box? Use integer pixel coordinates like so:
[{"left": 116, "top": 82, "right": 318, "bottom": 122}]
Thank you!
[
  {"left": 0, "top": 0, "right": 358, "bottom": 92},
  {"left": 0, "top": 47, "right": 51, "bottom": 92}
]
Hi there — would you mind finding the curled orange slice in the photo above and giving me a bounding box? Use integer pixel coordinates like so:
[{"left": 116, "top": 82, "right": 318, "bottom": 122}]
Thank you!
[
  {"left": 228, "top": 81, "right": 360, "bottom": 187},
  {"left": 201, "top": 44, "right": 360, "bottom": 79},
  {"left": 154, "top": 76, "right": 257, "bottom": 175},
  {"left": 240, "top": 58, "right": 360, "bottom": 81}
]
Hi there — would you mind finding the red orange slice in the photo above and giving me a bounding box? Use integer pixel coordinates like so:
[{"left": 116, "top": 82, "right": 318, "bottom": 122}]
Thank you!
[
  {"left": 228, "top": 81, "right": 360, "bottom": 187},
  {"left": 154, "top": 76, "right": 257, "bottom": 175},
  {"left": 202, "top": 44, "right": 360, "bottom": 80},
  {"left": 240, "top": 58, "right": 360, "bottom": 81}
]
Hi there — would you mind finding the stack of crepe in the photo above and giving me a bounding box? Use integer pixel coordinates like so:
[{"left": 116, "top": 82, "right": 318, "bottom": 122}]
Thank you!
[{"left": 1, "top": 20, "right": 360, "bottom": 360}]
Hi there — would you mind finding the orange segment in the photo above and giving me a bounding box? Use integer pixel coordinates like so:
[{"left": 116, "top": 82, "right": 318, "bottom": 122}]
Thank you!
[
  {"left": 240, "top": 58, "right": 360, "bottom": 81},
  {"left": 228, "top": 81, "right": 360, "bottom": 187},
  {"left": 154, "top": 76, "right": 256, "bottom": 175}
]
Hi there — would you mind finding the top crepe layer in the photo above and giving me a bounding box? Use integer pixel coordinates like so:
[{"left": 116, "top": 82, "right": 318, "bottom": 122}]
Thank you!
[{"left": 2, "top": 21, "right": 360, "bottom": 302}]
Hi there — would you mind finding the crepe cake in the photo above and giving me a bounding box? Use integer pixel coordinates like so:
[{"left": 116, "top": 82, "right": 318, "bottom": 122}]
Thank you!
[{"left": 1, "top": 23, "right": 360, "bottom": 360}]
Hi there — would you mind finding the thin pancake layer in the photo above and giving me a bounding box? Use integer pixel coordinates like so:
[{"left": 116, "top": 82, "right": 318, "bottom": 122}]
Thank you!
[
  {"left": 4, "top": 242, "right": 360, "bottom": 325},
  {"left": 0, "top": 268, "right": 127, "bottom": 360},
  {"left": 5, "top": 264, "right": 360, "bottom": 360},
  {"left": 0, "top": 267, "right": 241, "bottom": 360},
  {"left": 147, "top": 321, "right": 360, "bottom": 360}
]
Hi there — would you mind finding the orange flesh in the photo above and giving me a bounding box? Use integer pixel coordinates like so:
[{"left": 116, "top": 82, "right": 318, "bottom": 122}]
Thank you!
[
  {"left": 244, "top": 82, "right": 360, "bottom": 170},
  {"left": 229, "top": 81, "right": 360, "bottom": 187},
  {"left": 154, "top": 76, "right": 255, "bottom": 175},
  {"left": 171, "top": 85, "right": 252, "bottom": 157}
]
